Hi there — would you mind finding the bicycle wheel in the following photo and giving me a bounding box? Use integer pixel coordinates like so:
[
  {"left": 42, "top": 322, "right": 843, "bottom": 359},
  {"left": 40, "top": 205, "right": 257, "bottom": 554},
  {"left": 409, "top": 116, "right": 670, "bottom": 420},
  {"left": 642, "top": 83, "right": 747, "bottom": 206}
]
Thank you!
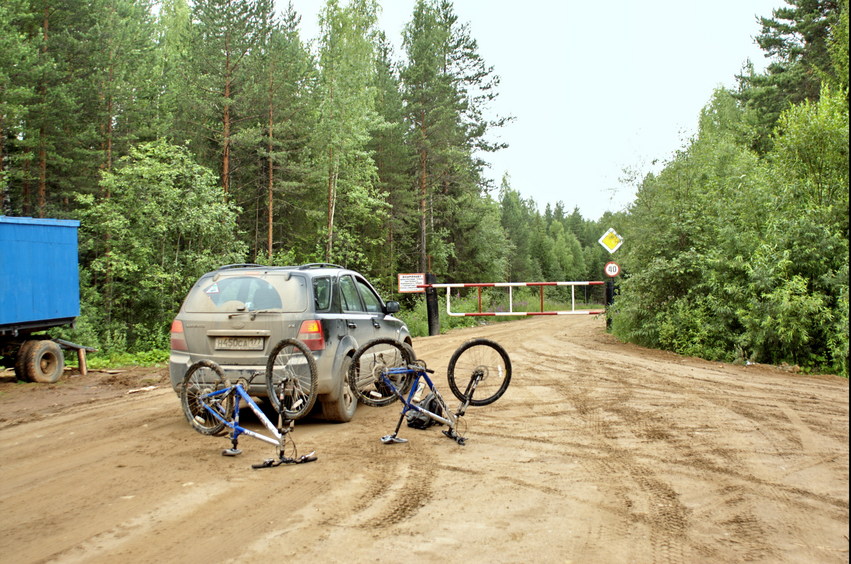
[
  {"left": 447, "top": 338, "right": 511, "bottom": 406},
  {"left": 265, "top": 339, "right": 318, "bottom": 420},
  {"left": 348, "top": 338, "right": 416, "bottom": 407},
  {"left": 180, "top": 360, "right": 231, "bottom": 435}
]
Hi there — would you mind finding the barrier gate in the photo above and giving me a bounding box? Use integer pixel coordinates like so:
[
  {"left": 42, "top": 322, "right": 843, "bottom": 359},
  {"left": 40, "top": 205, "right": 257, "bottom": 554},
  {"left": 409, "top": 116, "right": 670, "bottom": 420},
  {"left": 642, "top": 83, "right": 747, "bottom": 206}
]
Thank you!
[{"left": 419, "top": 281, "right": 606, "bottom": 317}]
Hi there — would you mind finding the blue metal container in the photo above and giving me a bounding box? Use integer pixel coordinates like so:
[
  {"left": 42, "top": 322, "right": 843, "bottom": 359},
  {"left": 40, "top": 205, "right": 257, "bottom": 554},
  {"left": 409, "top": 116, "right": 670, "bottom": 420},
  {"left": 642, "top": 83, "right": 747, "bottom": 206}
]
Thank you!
[{"left": 0, "top": 216, "right": 81, "bottom": 331}]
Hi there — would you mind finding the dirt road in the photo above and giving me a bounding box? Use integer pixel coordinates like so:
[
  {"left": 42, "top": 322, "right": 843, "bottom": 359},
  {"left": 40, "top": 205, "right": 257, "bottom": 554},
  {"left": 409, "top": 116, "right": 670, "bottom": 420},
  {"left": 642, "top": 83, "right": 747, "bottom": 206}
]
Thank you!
[{"left": 1, "top": 315, "right": 848, "bottom": 563}]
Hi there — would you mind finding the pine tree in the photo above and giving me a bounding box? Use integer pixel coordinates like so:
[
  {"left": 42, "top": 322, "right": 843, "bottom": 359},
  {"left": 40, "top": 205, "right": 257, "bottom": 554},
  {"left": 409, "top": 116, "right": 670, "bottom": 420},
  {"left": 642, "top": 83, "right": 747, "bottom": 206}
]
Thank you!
[
  {"left": 368, "top": 32, "right": 418, "bottom": 281},
  {"left": 153, "top": 0, "right": 192, "bottom": 140},
  {"left": 313, "top": 0, "right": 386, "bottom": 265},
  {"left": 736, "top": 0, "right": 842, "bottom": 153},
  {"left": 184, "top": 0, "right": 270, "bottom": 195},
  {"left": 240, "top": 2, "right": 315, "bottom": 260},
  {"left": 89, "top": 0, "right": 158, "bottom": 176},
  {"left": 0, "top": 0, "right": 39, "bottom": 214},
  {"left": 401, "top": 0, "right": 508, "bottom": 277}
]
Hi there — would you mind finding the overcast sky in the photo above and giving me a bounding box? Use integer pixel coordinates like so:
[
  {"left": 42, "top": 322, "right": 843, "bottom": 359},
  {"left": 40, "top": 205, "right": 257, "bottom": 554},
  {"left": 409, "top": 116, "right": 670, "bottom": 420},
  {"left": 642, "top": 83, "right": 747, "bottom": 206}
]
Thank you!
[{"left": 284, "top": 0, "right": 783, "bottom": 220}]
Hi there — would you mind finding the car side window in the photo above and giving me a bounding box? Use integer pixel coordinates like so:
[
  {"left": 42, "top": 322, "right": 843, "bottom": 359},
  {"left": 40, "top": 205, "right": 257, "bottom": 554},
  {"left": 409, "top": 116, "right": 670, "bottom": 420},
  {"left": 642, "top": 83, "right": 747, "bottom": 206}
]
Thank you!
[
  {"left": 313, "top": 277, "right": 331, "bottom": 310},
  {"left": 339, "top": 275, "right": 365, "bottom": 313},
  {"left": 356, "top": 277, "right": 383, "bottom": 313}
]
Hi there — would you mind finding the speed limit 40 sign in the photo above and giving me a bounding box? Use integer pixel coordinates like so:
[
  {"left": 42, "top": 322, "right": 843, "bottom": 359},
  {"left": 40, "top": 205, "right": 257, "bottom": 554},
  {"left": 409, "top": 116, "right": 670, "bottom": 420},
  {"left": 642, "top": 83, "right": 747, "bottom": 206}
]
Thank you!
[{"left": 604, "top": 262, "right": 620, "bottom": 277}]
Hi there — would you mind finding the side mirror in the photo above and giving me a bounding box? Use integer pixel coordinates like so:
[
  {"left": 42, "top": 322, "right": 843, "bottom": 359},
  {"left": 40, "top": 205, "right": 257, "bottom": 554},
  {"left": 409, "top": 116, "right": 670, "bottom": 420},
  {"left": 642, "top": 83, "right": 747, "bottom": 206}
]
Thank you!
[{"left": 385, "top": 301, "right": 400, "bottom": 314}]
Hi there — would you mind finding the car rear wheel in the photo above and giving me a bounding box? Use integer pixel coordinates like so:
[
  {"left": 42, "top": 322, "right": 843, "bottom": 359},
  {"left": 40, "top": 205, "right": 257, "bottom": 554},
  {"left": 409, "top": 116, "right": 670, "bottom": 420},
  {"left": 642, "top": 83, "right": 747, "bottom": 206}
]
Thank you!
[
  {"left": 318, "top": 356, "right": 357, "bottom": 422},
  {"left": 348, "top": 338, "right": 416, "bottom": 407}
]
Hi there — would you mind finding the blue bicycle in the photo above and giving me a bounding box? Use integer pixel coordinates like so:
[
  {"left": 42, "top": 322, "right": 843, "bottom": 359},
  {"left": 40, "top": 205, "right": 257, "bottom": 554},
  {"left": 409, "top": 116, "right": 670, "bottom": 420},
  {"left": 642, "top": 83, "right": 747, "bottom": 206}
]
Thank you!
[
  {"left": 179, "top": 339, "right": 319, "bottom": 468},
  {"left": 348, "top": 338, "right": 512, "bottom": 445}
]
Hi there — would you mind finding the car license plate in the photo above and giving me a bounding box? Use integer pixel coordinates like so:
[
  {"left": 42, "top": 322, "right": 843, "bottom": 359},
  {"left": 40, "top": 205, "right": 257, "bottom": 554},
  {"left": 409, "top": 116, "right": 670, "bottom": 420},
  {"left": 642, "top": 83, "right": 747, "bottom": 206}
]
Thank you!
[{"left": 215, "top": 337, "right": 264, "bottom": 351}]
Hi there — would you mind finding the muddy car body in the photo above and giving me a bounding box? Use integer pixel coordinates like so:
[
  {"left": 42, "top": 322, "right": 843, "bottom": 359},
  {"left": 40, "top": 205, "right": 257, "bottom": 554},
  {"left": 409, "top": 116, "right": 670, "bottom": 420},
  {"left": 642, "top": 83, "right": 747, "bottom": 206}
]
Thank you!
[{"left": 169, "top": 263, "right": 411, "bottom": 422}]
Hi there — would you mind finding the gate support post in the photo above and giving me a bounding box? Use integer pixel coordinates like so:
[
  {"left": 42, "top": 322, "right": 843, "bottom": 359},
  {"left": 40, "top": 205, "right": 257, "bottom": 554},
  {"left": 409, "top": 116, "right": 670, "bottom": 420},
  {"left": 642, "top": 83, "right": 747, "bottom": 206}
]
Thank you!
[
  {"left": 425, "top": 272, "right": 440, "bottom": 336},
  {"left": 605, "top": 279, "right": 615, "bottom": 329}
]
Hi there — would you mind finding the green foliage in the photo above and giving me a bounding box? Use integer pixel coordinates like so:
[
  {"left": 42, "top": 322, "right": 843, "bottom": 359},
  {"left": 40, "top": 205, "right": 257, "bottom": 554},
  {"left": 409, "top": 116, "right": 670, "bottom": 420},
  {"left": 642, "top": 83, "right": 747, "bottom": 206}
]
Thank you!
[
  {"left": 828, "top": 268, "right": 849, "bottom": 376},
  {"left": 7, "top": 0, "right": 843, "bottom": 381},
  {"left": 772, "top": 84, "right": 849, "bottom": 210},
  {"left": 827, "top": 0, "right": 849, "bottom": 88},
  {"left": 735, "top": 0, "right": 843, "bottom": 153},
  {"left": 77, "top": 140, "right": 247, "bottom": 351},
  {"left": 614, "top": 57, "right": 848, "bottom": 377},
  {"left": 75, "top": 349, "right": 171, "bottom": 371},
  {"left": 739, "top": 266, "right": 830, "bottom": 365}
]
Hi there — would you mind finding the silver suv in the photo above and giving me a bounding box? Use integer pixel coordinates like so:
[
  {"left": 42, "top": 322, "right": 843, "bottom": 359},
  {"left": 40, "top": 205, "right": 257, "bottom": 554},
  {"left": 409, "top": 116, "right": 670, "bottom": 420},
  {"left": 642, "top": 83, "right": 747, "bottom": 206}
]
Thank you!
[{"left": 169, "top": 263, "right": 412, "bottom": 422}]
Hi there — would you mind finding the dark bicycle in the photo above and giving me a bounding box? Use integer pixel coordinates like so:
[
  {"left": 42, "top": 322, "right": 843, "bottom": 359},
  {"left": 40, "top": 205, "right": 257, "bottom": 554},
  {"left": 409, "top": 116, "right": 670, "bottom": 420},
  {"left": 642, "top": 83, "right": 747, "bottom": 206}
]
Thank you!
[{"left": 348, "top": 338, "right": 511, "bottom": 445}]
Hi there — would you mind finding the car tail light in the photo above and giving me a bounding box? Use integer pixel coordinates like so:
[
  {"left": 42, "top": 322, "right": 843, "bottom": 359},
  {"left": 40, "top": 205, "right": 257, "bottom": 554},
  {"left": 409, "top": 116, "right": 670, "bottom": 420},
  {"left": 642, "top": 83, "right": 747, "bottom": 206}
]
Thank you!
[
  {"left": 170, "top": 319, "right": 188, "bottom": 351},
  {"left": 298, "top": 319, "right": 325, "bottom": 351}
]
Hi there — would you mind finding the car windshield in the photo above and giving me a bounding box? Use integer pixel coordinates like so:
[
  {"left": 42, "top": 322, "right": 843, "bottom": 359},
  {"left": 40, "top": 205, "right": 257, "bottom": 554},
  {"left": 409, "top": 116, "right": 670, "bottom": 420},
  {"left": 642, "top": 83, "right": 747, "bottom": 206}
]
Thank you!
[{"left": 182, "top": 272, "right": 308, "bottom": 313}]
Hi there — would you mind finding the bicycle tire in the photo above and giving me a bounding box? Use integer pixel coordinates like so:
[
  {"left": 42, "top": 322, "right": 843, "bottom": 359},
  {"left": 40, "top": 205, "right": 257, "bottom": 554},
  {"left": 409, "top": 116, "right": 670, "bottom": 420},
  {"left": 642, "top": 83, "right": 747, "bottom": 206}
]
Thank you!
[
  {"left": 447, "top": 338, "right": 511, "bottom": 406},
  {"left": 180, "top": 360, "right": 231, "bottom": 435},
  {"left": 348, "top": 338, "right": 416, "bottom": 407},
  {"left": 265, "top": 339, "right": 318, "bottom": 420}
]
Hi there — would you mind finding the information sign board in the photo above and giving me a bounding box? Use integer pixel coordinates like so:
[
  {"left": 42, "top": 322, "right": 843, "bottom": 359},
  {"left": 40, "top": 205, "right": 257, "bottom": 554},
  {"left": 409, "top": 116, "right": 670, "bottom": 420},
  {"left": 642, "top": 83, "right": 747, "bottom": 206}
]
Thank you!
[{"left": 398, "top": 273, "right": 426, "bottom": 293}]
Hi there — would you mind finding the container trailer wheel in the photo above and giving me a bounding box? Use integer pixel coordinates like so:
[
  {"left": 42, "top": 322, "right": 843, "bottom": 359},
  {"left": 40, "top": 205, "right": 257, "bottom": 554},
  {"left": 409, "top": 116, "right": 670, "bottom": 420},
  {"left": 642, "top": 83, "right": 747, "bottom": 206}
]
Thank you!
[{"left": 20, "top": 340, "right": 65, "bottom": 383}]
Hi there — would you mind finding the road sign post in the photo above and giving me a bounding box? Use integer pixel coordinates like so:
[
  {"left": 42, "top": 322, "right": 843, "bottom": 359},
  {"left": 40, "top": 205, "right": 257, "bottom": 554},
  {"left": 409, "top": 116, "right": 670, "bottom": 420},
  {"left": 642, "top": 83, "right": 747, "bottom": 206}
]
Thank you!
[{"left": 598, "top": 230, "right": 623, "bottom": 330}]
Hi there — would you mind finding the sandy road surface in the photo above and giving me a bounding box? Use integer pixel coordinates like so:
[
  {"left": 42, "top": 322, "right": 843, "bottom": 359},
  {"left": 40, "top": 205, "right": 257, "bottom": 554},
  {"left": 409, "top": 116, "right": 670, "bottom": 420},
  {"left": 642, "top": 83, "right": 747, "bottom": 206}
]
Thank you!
[{"left": 1, "top": 315, "right": 848, "bottom": 563}]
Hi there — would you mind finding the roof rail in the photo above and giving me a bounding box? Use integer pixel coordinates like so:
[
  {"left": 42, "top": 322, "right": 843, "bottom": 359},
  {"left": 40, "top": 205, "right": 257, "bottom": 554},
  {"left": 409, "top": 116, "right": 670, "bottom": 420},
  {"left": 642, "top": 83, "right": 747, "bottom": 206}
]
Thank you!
[
  {"left": 216, "top": 263, "right": 265, "bottom": 270},
  {"left": 298, "top": 263, "right": 345, "bottom": 270}
]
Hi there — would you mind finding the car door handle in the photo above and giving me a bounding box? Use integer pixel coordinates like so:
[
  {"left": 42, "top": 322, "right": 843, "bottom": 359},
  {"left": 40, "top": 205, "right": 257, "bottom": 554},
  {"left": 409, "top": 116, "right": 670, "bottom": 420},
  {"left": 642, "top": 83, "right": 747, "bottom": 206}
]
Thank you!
[
  {"left": 372, "top": 320, "right": 381, "bottom": 329},
  {"left": 347, "top": 322, "right": 357, "bottom": 329}
]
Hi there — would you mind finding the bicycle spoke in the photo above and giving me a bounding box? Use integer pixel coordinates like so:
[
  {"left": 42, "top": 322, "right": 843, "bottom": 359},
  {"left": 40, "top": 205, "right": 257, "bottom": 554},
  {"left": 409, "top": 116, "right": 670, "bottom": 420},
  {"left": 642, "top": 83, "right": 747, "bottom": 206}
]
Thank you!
[
  {"left": 180, "top": 360, "right": 230, "bottom": 435},
  {"left": 266, "top": 339, "right": 318, "bottom": 420},
  {"left": 348, "top": 339, "right": 416, "bottom": 407},
  {"left": 447, "top": 339, "right": 511, "bottom": 406}
]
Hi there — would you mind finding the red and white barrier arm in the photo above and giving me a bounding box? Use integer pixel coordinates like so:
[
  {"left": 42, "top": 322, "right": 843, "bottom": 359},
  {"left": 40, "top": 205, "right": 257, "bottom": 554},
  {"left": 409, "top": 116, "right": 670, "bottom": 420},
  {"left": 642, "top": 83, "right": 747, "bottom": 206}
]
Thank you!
[{"left": 418, "top": 281, "right": 606, "bottom": 317}]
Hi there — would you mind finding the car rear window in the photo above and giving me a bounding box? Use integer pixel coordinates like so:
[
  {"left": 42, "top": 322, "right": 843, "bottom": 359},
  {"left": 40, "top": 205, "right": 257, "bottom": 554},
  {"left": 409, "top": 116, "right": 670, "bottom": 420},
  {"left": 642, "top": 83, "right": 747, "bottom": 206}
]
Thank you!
[{"left": 183, "top": 272, "right": 308, "bottom": 313}]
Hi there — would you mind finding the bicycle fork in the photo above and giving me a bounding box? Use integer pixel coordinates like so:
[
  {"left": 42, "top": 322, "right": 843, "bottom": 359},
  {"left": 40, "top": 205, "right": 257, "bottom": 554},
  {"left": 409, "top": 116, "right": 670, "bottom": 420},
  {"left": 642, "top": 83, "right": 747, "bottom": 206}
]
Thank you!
[{"left": 437, "top": 374, "right": 487, "bottom": 446}]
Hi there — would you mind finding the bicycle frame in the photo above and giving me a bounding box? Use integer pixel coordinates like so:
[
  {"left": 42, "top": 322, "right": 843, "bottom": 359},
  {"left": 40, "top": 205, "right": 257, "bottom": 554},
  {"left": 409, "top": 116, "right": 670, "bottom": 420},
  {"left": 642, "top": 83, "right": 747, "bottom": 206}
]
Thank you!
[
  {"left": 349, "top": 337, "right": 511, "bottom": 446},
  {"left": 379, "top": 366, "right": 472, "bottom": 445},
  {"left": 201, "top": 384, "right": 287, "bottom": 449},
  {"left": 199, "top": 382, "right": 316, "bottom": 467}
]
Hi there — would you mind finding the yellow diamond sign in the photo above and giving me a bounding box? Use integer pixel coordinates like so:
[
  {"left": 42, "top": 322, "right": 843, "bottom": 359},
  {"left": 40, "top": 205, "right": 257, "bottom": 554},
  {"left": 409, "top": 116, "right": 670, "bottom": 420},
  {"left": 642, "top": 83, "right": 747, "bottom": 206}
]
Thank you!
[{"left": 598, "top": 228, "right": 623, "bottom": 254}]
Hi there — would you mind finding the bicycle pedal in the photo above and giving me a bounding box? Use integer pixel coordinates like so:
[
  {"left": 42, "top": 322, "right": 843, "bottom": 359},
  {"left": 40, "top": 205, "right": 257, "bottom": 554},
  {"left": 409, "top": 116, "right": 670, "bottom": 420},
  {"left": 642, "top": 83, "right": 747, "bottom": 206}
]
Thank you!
[
  {"left": 442, "top": 430, "right": 467, "bottom": 446},
  {"left": 222, "top": 448, "right": 242, "bottom": 456}
]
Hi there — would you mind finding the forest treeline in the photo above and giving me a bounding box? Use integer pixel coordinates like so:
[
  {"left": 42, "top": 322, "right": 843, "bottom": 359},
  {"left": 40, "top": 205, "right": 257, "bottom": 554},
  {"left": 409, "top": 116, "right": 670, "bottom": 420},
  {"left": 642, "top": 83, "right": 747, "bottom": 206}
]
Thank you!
[
  {"left": 614, "top": 0, "right": 849, "bottom": 377},
  {"left": 0, "top": 0, "right": 847, "bottom": 377}
]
